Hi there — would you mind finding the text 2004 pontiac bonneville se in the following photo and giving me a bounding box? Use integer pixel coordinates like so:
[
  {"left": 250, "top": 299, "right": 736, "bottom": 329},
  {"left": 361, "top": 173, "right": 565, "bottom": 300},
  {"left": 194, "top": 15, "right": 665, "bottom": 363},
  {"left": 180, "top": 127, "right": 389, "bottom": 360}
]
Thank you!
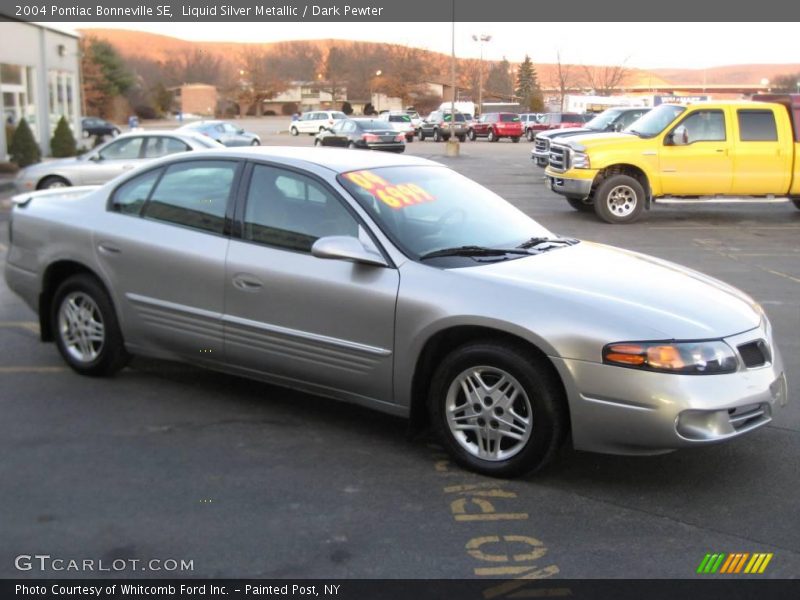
[{"left": 4, "top": 147, "right": 788, "bottom": 477}]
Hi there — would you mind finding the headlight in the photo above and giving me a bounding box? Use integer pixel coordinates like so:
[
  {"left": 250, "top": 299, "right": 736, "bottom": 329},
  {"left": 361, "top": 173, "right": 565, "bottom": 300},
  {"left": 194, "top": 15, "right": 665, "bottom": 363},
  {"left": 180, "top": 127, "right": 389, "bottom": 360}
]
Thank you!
[
  {"left": 571, "top": 150, "right": 591, "bottom": 169},
  {"left": 603, "top": 340, "right": 738, "bottom": 374}
]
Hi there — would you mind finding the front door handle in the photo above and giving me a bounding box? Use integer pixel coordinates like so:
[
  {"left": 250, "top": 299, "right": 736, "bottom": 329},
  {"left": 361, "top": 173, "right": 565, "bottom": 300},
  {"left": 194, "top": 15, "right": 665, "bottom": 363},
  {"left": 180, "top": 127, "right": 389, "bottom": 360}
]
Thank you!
[{"left": 232, "top": 274, "right": 263, "bottom": 291}]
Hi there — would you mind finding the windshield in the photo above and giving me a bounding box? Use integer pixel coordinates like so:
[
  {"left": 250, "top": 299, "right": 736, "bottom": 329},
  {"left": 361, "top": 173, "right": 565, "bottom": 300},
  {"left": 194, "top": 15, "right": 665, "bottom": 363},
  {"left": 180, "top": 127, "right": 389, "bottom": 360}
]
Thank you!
[
  {"left": 561, "top": 114, "right": 585, "bottom": 123},
  {"left": 389, "top": 115, "right": 411, "bottom": 122},
  {"left": 585, "top": 109, "right": 623, "bottom": 130},
  {"left": 338, "top": 166, "right": 553, "bottom": 261},
  {"left": 625, "top": 104, "right": 685, "bottom": 137},
  {"left": 500, "top": 114, "right": 520, "bottom": 122}
]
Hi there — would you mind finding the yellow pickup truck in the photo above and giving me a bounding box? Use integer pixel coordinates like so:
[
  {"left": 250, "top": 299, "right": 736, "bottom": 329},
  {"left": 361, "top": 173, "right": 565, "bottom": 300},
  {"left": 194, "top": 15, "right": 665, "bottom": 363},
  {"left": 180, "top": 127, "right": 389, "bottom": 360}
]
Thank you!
[{"left": 544, "top": 94, "right": 800, "bottom": 223}]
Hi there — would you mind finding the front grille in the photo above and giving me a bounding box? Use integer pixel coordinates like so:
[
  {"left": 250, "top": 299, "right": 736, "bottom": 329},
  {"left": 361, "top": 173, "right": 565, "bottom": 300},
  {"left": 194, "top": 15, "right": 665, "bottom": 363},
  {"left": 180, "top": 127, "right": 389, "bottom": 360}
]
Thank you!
[
  {"left": 738, "top": 340, "right": 770, "bottom": 368},
  {"left": 548, "top": 145, "right": 569, "bottom": 172},
  {"left": 535, "top": 138, "right": 549, "bottom": 154},
  {"left": 728, "top": 403, "right": 769, "bottom": 431}
]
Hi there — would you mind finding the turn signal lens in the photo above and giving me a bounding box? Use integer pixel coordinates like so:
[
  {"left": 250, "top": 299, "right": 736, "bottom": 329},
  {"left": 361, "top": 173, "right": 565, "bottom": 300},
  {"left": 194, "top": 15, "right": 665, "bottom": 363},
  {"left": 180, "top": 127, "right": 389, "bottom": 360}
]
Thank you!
[{"left": 603, "top": 340, "right": 738, "bottom": 375}]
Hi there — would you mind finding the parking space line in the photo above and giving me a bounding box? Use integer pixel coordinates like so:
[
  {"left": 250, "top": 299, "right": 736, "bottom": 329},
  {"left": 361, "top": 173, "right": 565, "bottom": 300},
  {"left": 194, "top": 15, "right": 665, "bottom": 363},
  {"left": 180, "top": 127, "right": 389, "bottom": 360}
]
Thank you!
[
  {"left": 764, "top": 269, "right": 800, "bottom": 284},
  {"left": 650, "top": 226, "right": 800, "bottom": 230},
  {"left": 0, "top": 366, "right": 67, "bottom": 373},
  {"left": 0, "top": 321, "right": 39, "bottom": 333}
]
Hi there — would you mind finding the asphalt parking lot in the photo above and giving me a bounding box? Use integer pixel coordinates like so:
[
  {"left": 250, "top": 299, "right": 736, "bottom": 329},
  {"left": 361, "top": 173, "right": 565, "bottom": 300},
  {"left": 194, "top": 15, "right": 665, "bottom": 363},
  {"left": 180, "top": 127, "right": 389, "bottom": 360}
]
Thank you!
[{"left": 1, "top": 123, "right": 799, "bottom": 580}]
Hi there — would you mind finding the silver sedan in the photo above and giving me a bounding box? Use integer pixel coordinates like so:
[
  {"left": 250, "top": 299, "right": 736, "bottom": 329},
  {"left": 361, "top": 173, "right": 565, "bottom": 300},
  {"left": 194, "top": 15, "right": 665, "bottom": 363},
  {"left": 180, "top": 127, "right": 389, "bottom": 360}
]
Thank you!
[
  {"left": 14, "top": 130, "right": 223, "bottom": 191},
  {"left": 4, "top": 147, "right": 788, "bottom": 477}
]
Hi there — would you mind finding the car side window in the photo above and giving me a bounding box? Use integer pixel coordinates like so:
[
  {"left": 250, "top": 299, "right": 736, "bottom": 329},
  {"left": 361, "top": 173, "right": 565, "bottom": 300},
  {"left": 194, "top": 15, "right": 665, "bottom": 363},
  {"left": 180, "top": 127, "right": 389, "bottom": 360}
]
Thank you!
[
  {"left": 244, "top": 164, "right": 359, "bottom": 253},
  {"left": 342, "top": 121, "right": 356, "bottom": 133},
  {"left": 99, "top": 137, "right": 143, "bottom": 160},
  {"left": 142, "top": 160, "right": 237, "bottom": 235},
  {"left": 142, "top": 136, "right": 190, "bottom": 159},
  {"left": 737, "top": 110, "right": 778, "bottom": 141},
  {"left": 675, "top": 110, "right": 726, "bottom": 143},
  {"left": 331, "top": 121, "right": 345, "bottom": 133},
  {"left": 110, "top": 168, "right": 162, "bottom": 215}
]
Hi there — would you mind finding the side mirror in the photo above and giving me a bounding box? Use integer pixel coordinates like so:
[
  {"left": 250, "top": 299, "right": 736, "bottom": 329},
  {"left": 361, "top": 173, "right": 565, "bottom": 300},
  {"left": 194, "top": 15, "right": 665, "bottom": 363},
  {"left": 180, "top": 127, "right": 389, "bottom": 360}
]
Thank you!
[
  {"left": 311, "top": 236, "right": 388, "bottom": 267},
  {"left": 89, "top": 153, "right": 102, "bottom": 162},
  {"left": 612, "top": 122, "right": 624, "bottom": 132},
  {"left": 237, "top": 128, "right": 245, "bottom": 134},
  {"left": 668, "top": 125, "right": 689, "bottom": 146}
]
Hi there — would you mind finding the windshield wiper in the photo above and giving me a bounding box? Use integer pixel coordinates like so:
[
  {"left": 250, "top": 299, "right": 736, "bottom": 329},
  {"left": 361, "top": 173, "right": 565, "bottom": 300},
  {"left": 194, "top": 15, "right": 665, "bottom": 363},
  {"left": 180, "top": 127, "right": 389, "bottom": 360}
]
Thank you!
[
  {"left": 626, "top": 129, "right": 642, "bottom": 137},
  {"left": 419, "top": 245, "right": 532, "bottom": 260},
  {"left": 516, "top": 237, "right": 578, "bottom": 250}
]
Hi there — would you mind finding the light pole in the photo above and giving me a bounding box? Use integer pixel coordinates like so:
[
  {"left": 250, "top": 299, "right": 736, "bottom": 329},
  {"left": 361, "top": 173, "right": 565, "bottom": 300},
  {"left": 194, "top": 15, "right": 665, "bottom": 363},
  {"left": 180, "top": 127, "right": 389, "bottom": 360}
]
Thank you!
[
  {"left": 371, "top": 70, "right": 382, "bottom": 114},
  {"left": 472, "top": 33, "right": 492, "bottom": 116}
]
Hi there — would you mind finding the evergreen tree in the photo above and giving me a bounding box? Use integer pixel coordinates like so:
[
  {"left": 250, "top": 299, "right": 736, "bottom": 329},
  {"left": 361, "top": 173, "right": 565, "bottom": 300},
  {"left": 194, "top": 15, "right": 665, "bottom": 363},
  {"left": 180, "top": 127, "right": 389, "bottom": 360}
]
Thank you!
[
  {"left": 485, "top": 57, "right": 514, "bottom": 97},
  {"left": 9, "top": 118, "right": 41, "bottom": 167},
  {"left": 514, "top": 55, "right": 545, "bottom": 112},
  {"left": 50, "top": 116, "right": 77, "bottom": 158}
]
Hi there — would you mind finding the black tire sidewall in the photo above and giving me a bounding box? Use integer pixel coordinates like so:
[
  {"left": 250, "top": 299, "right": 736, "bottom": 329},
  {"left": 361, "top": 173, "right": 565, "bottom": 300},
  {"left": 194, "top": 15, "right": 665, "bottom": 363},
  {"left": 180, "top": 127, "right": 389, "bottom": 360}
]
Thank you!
[
  {"left": 593, "top": 174, "right": 645, "bottom": 224},
  {"left": 428, "top": 342, "right": 566, "bottom": 478},
  {"left": 52, "top": 274, "right": 129, "bottom": 376},
  {"left": 40, "top": 176, "right": 69, "bottom": 189},
  {"left": 566, "top": 197, "right": 594, "bottom": 212}
]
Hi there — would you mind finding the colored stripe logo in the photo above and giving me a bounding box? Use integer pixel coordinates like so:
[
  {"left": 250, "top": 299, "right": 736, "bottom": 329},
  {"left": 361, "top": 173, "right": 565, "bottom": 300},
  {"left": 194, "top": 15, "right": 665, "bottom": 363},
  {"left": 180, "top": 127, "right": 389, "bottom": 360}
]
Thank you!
[{"left": 696, "top": 552, "right": 773, "bottom": 574}]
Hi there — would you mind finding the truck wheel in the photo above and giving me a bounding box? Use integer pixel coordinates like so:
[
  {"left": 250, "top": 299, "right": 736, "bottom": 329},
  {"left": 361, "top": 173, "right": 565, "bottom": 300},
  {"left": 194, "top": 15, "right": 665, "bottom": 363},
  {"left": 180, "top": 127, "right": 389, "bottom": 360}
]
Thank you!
[
  {"left": 593, "top": 174, "right": 645, "bottom": 224},
  {"left": 428, "top": 340, "right": 567, "bottom": 478},
  {"left": 488, "top": 130, "right": 497, "bottom": 142},
  {"left": 791, "top": 197, "right": 800, "bottom": 211},
  {"left": 566, "top": 197, "right": 593, "bottom": 212},
  {"left": 433, "top": 129, "right": 442, "bottom": 142},
  {"left": 419, "top": 129, "right": 426, "bottom": 141},
  {"left": 468, "top": 129, "right": 476, "bottom": 141}
]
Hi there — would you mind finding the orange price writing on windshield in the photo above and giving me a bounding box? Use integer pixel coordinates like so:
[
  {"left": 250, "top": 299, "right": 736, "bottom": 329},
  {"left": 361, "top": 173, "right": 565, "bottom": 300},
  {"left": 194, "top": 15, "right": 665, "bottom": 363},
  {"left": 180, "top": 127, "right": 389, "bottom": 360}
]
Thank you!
[{"left": 344, "top": 170, "right": 435, "bottom": 210}]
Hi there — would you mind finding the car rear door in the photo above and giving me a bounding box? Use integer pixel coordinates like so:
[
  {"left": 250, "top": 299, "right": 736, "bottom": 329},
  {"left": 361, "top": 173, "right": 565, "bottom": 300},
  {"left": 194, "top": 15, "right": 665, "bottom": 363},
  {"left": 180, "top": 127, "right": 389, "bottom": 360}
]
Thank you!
[
  {"left": 96, "top": 159, "right": 241, "bottom": 362},
  {"left": 223, "top": 162, "right": 399, "bottom": 403},
  {"left": 730, "top": 107, "right": 793, "bottom": 194}
]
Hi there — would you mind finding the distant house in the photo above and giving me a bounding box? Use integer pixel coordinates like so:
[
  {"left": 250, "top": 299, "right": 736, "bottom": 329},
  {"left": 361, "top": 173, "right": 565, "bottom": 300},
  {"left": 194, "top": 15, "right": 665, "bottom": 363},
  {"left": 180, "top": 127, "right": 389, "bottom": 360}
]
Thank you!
[
  {"left": 171, "top": 84, "right": 217, "bottom": 117},
  {"left": 263, "top": 81, "right": 348, "bottom": 114},
  {"left": 0, "top": 22, "right": 81, "bottom": 158}
]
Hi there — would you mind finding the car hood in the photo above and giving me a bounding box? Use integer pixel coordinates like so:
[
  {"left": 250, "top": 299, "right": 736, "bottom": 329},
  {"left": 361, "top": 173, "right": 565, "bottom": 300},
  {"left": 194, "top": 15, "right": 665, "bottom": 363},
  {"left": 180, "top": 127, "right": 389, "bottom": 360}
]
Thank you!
[{"left": 455, "top": 241, "right": 761, "bottom": 340}]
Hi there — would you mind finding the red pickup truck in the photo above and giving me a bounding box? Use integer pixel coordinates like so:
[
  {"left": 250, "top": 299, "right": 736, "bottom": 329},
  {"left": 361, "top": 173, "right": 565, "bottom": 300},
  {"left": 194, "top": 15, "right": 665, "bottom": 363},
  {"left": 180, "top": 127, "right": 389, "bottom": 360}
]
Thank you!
[{"left": 467, "top": 112, "right": 523, "bottom": 142}]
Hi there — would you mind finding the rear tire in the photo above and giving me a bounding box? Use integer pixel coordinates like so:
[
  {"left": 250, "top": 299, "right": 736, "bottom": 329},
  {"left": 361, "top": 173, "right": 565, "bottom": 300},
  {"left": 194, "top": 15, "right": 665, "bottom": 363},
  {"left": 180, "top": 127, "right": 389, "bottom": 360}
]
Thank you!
[
  {"left": 347, "top": 141, "right": 357, "bottom": 149},
  {"left": 52, "top": 274, "right": 130, "bottom": 377},
  {"left": 457, "top": 134, "right": 466, "bottom": 142},
  {"left": 428, "top": 340, "right": 567, "bottom": 478},
  {"left": 593, "top": 174, "right": 646, "bottom": 224},
  {"left": 512, "top": 136, "right": 520, "bottom": 143},
  {"left": 251, "top": 139, "right": 260, "bottom": 146},
  {"left": 419, "top": 130, "right": 427, "bottom": 141},
  {"left": 433, "top": 129, "right": 442, "bottom": 142},
  {"left": 526, "top": 129, "right": 535, "bottom": 141},
  {"left": 488, "top": 129, "right": 497, "bottom": 143},
  {"left": 468, "top": 129, "right": 476, "bottom": 141},
  {"left": 314, "top": 139, "right": 322, "bottom": 146}
]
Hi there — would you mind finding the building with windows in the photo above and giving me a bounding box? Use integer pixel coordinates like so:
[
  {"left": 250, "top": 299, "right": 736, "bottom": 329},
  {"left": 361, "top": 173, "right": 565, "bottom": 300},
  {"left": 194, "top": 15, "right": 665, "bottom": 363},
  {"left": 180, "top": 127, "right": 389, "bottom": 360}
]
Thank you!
[{"left": 0, "top": 21, "right": 81, "bottom": 159}]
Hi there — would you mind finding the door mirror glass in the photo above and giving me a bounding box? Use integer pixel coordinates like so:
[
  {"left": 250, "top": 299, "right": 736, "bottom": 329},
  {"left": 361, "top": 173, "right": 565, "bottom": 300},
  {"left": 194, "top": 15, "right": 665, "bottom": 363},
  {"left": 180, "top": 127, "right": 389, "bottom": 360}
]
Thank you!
[{"left": 311, "top": 236, "right": 388, "bottom": 267}]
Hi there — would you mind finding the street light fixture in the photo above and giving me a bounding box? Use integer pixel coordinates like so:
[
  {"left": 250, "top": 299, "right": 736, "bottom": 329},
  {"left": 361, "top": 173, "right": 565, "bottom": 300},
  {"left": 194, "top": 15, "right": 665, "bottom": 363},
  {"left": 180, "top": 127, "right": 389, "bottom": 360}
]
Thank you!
[
  {"left": 372, "top": 70, "right": 382, "bottom": 113},
  {"left": 471, "top": 33, "right": 492, "bottom": 116}
]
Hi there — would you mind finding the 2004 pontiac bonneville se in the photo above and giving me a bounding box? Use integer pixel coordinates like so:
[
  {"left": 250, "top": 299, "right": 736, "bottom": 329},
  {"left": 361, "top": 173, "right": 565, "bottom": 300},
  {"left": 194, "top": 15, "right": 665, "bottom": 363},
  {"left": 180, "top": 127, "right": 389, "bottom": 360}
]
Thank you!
[{"left": 4, "top": 147, "right": 789, "bottom": 477}]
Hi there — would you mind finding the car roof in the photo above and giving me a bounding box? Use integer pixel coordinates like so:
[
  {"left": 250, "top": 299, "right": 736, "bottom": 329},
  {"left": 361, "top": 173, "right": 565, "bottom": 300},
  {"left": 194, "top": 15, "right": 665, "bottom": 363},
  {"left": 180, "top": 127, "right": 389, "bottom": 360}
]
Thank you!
[{"left": 178, "top": 146, "right": 439, "bottom": 173}]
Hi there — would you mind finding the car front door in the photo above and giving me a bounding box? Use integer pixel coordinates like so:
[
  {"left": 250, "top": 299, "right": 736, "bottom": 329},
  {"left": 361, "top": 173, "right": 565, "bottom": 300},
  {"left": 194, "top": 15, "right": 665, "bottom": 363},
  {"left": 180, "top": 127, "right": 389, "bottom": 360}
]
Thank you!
[
  {"left": 83, "top": 136, "right": 145, "bottom": 184},
  {"left": 659, "top": 108, "right": 733, "bottom": 196},
  {"left": 96, "top": 159, "right": 241, "bottom": 361},
  {"left": 223, "top": 162, "right": 399, "bottom": 403}
]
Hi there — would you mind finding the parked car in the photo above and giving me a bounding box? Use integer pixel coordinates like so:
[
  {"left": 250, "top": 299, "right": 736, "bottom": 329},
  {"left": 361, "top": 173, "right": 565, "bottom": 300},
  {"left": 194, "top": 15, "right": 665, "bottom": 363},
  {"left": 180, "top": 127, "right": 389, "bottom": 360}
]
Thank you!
[
  {"left": 377, "top": 112, "right": 416, "bottom": 141},
  {"left": 14, "top": 131, "right": 223, "bottom": 191},
  {"left": 81, "top": 117, "right": 121, "bottom": 139},
  {"left": 468, "top": 112, "right": 524, "bottom": 142},
  {"left": 519, "top": 113, "right": 543, "bottom": 134},
  {"left": 531, "top": 107, "right": 651, "bottom": 167},
  {"left": 178, "top": 120, "right": 261, "bottom": 146},
  {"left": 526, "top": 112, "right": 588, "bottom": 140},
  {"left": 545, "top": 95, "right": 800, "bottom": 222},
  {"left": 314, "top": 118, "right": 405, "bottom": 152},
  {"left": 402, "top": 109, "right": 424, "bottom": 130},
  {"left": 419, "top": 111, "right": 468, "bottom": 142},
  {"left": 6, "top": 147, "right": 786, "bottom": 477},
  {"left": 290, "top": 110, "right": 347, "bottom": 136}
]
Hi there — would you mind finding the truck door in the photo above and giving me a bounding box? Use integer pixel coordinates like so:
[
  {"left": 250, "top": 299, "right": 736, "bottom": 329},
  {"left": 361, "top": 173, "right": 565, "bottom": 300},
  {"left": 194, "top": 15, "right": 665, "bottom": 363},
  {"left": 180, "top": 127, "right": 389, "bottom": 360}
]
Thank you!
[
  {"left": 730, "top": 108, "right": 793, "bottom": 195},
  {"left": 659, "top": 108, "right": 733, "bottom": 196}
]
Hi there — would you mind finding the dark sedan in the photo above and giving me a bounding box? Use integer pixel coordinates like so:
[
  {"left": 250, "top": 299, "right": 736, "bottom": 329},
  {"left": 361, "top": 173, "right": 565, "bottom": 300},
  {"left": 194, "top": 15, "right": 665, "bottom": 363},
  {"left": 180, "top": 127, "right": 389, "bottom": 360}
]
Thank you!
[
  {"left": 315, "top": 118, "right": 405, "bottom": 152},
  {"left": 81, "top": 117, "right": 120, "bottom": 139}
]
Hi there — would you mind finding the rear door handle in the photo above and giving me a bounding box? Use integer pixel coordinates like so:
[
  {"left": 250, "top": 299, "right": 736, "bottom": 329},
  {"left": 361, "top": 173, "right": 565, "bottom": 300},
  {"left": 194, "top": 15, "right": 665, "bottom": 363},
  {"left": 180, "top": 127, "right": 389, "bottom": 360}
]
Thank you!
[{"left": 232, "top": 274, "right": 263, "bottom": 291}]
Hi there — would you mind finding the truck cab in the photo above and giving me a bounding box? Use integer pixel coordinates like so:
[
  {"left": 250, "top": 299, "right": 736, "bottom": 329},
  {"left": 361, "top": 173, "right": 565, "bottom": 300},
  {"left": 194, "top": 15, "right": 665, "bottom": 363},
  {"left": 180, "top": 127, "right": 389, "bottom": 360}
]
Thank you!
[{"left": 544, "top": 95, "right": 800, "bottom": 223}]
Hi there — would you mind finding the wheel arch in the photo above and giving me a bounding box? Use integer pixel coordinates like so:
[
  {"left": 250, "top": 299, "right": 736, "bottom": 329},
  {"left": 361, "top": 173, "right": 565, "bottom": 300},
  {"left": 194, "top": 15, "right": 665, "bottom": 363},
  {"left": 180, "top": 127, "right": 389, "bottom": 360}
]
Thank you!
[
  {"left": 593, "top": 163, "right": 653, "bottom": 205},
  {"left": 408, "top": 324, "right": 570, "bottom": 435}
]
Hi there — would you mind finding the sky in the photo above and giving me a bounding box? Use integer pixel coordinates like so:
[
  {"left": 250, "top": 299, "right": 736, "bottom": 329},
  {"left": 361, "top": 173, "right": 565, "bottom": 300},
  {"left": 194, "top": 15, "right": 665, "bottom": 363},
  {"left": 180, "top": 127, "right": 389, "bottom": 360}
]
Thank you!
[{"left": 59, "top": 22, "right": 800, "bottom": 70}]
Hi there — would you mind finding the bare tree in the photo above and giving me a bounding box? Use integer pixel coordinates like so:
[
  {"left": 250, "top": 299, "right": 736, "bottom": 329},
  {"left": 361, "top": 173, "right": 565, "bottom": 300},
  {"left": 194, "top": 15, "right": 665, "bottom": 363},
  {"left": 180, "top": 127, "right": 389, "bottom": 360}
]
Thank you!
[
  {"left": 550, "top": 50, "right": 579, "bottom": 111},
  {"left": 237, "top": 47, "right": 288, "bottom": 116},
  {"left": 581, "top": 58, "right": 630, "bottom": 96}
]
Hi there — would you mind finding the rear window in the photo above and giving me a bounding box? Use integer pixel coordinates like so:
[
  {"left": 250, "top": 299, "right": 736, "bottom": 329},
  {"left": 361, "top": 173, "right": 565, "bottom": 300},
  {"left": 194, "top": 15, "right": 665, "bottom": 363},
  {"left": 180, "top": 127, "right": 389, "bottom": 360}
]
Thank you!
[
  {"left": 331, "top": 112, "right": 346, "bottom": 119},
  {"left": 562, "top": 114, "right": 585, "bottom": 123},
  {"left": 389, "top": 115, "right": 411, "bottom": 122},
  {"left": 500, "top": 114, "right": 520, "bottom": 122},
  {"left": 737, "top": 110, "right": 778, "bottom": 142},
  {"left": 443, "top": 113, "right": 465, "bottom": 122}
]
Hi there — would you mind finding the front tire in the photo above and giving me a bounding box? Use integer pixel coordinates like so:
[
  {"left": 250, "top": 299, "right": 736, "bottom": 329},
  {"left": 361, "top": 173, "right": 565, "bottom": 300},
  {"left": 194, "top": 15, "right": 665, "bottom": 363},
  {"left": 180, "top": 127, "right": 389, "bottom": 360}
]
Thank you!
[
  {"left": 488, "top": 129, "right": 497, "bottom": 143},
  {"left": 457, "top": 134, "right": 466, "bottom": 142},
  {"left": 39, "top": 176, "right": 70, "bottom": 190},
  {"left": 290, "top": 126, "right": 299, "bottom": 136},
  {"left": 429, "top": 341, "right": 567, "bottom": 478},
  {"left": 526, "top": 129, "right": 535, "bottom": 141},
  {"left": 566, "top": 197, "right": 594, "bottom": 212},
  {"left": 593, "top": 174, "right": 646, "bottom": 224},
  {"left": 468, "top": 129, "right": 476, "bottom": 141},
  {"left": 433, "top": 129, "right": 442, "bottom": 142},
  {"left": 512, "top": 136, "right": 520, "bottom": 143},
  {"left": 791, "top": 197, "right": 800, "bottom": 210},
  {"left": 419, "top": 129, "right": 427, "bottom": 141},
  {"left": 251, "top": 139, "right": 260, "bottom": 146},
  {"left": 52, "top": 274, "right": 130, "bottom": 377}
]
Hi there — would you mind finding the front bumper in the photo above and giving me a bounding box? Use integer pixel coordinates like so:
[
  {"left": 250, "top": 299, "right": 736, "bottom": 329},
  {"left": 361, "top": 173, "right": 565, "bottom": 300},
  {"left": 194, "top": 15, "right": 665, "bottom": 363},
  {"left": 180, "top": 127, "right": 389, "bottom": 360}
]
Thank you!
[
  {"left": 552, "top": 327, "right": 788, "bottom": 455},
  {"left": 545, "top": 174, "right": 594, "bottom": 199}
]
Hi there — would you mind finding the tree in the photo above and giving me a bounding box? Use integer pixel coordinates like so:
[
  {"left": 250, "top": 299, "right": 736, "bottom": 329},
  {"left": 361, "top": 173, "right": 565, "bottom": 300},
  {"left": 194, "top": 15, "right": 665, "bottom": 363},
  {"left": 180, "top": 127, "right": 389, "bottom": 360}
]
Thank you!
[
  {"left": 341, "top": 101, "right": 353, "bottom": 115},
  {"left": 582, "top": 60, "right": 629, "bottom": 96},
  {"left": 50, "top": 116, "right": 77, "bottom": 158},
  {"left": 150, "top": 82, "right": 174, "bottom": 116},
  {"left": 485, "top": 57, "right": 514, "bottom": 98},
  {"left": 9, "top": 118, "right": 40, "bottom": 167},
  {"left": 319, "top": 46, "right": 347, "bottom": 105},
  {"left": 515, "top": 55, "right": 545, "bottom": 112},
  {"left": 236, "top": 47, "right": 288, "bottom": 116},
  {"left": 549, "top": 50, "right": 579, "bottom": 111},
  {"left": 379, "top": 45, "right": 435, "bottom": 106},
  {"left": 81, "top": 37, "right": 135, "bottom": 118},
  {"left": 771, "top": 72, "right": 800, "bottom": 92}
]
